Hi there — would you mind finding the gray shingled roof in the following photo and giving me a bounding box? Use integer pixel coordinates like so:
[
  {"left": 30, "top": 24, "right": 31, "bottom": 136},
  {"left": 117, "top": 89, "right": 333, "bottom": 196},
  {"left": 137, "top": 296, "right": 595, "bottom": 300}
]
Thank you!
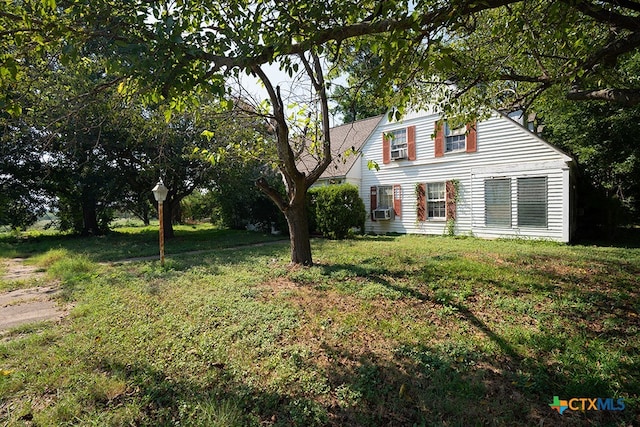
[{"left": 297, "top": 114, "right": 383, "bottom": 179}]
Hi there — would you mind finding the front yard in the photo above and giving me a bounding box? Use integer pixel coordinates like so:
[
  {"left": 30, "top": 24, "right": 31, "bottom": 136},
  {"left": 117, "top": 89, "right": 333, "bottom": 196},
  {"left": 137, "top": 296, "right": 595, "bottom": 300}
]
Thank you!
[{"left": 0, "top": 228, "right": 638, "bottom": 426}]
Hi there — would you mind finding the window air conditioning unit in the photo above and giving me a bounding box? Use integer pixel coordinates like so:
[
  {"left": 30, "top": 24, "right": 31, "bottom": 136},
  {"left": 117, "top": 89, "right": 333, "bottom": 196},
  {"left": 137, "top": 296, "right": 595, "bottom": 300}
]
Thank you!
[
  {"left": 373, "top": 208, "right": 392, "bottom": 220},
  {"left": 390, "top": 148, "right": 407, "bottom": 160}
]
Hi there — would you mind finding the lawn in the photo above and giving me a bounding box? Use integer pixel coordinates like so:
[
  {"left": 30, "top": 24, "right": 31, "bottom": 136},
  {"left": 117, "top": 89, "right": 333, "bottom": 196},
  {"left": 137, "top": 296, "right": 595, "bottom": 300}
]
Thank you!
[{"left": 0, "top": 226, "right": 638, "bottom": 426}]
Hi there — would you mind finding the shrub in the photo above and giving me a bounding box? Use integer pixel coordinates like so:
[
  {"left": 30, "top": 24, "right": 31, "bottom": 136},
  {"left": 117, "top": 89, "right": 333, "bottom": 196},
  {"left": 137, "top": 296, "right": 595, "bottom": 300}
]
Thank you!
[{"left": 308, "top": 184, "right": 365, "bottom": 239}]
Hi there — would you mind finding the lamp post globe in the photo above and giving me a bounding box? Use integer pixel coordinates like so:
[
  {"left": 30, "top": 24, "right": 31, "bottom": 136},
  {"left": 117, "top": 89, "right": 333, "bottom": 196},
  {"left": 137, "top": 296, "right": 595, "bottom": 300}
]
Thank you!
[{"left": 152, "top": 180, "right": 168, "bottom": 202}]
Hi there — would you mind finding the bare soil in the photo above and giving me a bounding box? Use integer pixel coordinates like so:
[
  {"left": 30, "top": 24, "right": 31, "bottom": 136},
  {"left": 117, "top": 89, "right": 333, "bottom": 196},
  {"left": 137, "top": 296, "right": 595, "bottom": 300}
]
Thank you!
[{"left": 1, "top": 258, "right": 45, "bottom": 282}]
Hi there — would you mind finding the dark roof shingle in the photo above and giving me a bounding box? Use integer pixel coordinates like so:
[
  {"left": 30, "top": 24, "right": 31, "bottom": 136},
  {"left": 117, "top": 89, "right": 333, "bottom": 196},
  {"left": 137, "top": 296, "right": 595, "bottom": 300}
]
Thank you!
[{"left": 297, "top": 114, "right": 383, "bottom": 179}]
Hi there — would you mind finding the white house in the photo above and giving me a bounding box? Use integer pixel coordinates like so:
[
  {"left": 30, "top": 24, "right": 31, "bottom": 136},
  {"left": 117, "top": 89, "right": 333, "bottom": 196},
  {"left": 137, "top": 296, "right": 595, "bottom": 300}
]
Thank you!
[{"left": 346, "top": 107, "right": 576, "bottom": 242}]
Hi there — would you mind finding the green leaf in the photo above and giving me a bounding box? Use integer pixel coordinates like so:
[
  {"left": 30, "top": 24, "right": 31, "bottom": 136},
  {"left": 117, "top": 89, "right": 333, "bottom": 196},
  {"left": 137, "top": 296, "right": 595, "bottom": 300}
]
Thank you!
[
  {"left": 201, "top": 130, "right": 214, "bottom": 141},
  {"left": 6, "top": 101, "right": 22, "bottom": 118}
]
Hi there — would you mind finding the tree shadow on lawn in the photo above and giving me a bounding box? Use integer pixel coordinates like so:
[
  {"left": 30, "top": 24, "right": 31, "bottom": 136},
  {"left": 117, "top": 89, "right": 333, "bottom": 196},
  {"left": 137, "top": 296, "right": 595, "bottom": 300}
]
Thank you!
[
  {"left": 310, "top": 338, "right": 634, "bottom": 426},
  {"left": 0, "top": 228, "right": 285, "bottom": 262},
  {"left": 172, "top": 243, "right": 639, "bottom": 425},
  {"left": 311, "top": 262, "right": 639, "bottom": 426},
  {"left": 92, "top": 342, "right": 634, "bottom": 427},
  {"left": 28, "top": 252, "right": 637, "bottom": 426},
  {"left": 317, "top": 342, "right": 540, "bottom": 426},
  {"left": 93, "top": 358, "right": 329, "bottom": 427}
]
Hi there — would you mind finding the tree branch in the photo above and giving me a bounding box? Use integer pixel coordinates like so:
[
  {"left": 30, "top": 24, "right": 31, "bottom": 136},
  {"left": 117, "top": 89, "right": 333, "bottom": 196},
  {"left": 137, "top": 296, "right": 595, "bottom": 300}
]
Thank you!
[
  {"left": 578, "top": 30, "right": 640, "bottom": 76},
  {"left": 255, "top": 176, "right": 288, "bottom": 211},
  {"left": 600, "top": 0, "right": 640, "bottom": 13},
  {"left": 195, "top": 0, "right": 522, "bottom": 72},
  {"left": 250, "top": 64, "right": 301, "bottom": 202},
  {"left": 567, "top": 0, "right": 640, "bottom": 31},
  {"left": 301, "top": 52, "right": 333, "bottom": 188},
  {"left": 566, "top": 88, "right": 640, "bottom": 105}
]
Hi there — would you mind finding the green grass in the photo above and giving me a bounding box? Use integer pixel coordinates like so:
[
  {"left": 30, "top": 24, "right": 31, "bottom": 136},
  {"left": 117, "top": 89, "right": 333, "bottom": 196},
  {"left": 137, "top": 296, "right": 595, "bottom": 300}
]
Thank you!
[
  {"left": 0, "top": 223, "right": 283, "bottom": 262},
  {"left": 0, "top": 227, "right": 638, "bottom": 426}
]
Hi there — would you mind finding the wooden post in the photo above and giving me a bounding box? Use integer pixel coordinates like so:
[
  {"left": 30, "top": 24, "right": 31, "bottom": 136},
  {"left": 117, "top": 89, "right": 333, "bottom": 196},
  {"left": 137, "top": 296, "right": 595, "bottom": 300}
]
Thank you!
[{"left": 158, "top": 202, "right": 165, "bottom": 267}]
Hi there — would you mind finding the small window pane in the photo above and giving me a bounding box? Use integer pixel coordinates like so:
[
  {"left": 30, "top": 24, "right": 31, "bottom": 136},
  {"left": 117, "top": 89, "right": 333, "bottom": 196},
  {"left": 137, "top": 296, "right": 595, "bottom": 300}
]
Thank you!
[
  {"left": 445, "top": 122, "right": 466, "bottom": 152},
  {"left": 377, "top": 185, "right": 393, "bottom": 209},
  {"left": 518, "top": 177, "right": 547, "bottom": 227},
  {"left": 390, "top": 129, "right": 407, "bottom": 150},
  {"left": 485, "top": 179, "right": 511, "bottom": 227},
  {"left": 427, "top": 182, "right": 446, "bottom": 219}
]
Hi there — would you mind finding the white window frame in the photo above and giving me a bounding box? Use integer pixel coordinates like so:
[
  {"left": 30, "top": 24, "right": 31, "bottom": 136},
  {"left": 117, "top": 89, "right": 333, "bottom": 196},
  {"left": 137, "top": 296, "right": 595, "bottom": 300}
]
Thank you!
[
  {"left": 426, "top": 182, "right": 446, "bottom": 220},
  {"left": 377, "top": 185, "right": 393, "bottom": 209},
  {"left": 389, "top": 128, "right": 407, "bottom": 151},
  {"left": 445, "top": 122, "right": 466, "bottom": 153},
  {"left": 389, "top": 128, "right": 408, "bottom": 159}
]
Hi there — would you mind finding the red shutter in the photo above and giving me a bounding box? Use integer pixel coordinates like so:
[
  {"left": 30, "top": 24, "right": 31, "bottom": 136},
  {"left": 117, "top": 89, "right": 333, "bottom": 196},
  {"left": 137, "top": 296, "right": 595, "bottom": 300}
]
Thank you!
[
  {"left": 407, "top": 125, "right": 416, "bottom": 160},
  {"left": 393, "top": 184, "right": 402, "bottom": 218},
  {"left": 446, "top": 180, "right": 457, "bottom": 220},
  {"left": 370, "top": 186, "right": 377, "bottom": 221},
  {"left": 416, "top": 183, "right": 426, "bottom": 221},
  {"left": 382, "top": 133, "right": 391, "bottom": 164},
  {"left": 466, "top": 122, "right": 477, "bottom": 153},
  {"left": 434, "top": 121, "right": 444, "bottom": 158}
]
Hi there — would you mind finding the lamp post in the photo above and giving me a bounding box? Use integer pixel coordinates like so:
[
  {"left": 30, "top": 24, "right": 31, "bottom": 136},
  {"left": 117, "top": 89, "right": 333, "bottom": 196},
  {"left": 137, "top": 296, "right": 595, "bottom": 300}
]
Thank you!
[{"left": 152, "top": 180, "right": 169, "bottom": 267}]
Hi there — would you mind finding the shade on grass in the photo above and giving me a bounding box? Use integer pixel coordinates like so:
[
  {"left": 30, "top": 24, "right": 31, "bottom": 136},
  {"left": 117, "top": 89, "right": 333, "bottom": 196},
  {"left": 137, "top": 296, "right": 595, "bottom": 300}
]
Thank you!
[{"left": 0, "top": 228, "right": 638, "bottom": 426}]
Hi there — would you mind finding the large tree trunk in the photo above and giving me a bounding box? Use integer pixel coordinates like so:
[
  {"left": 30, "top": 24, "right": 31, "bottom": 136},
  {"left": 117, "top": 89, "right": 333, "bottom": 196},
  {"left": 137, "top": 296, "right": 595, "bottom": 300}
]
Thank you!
[
  {"left": 162, "top": 199, "right": 176, "bottom": 239},
  {"left": 252, "top": 54, "right": 331, "bottom": 267},
  {"left": 284, "top": 202, "right": 313, "bottom": 266},
  {"left": 81, "top": 198, "right": 101, "bottom": 235},
  {"left": 141, "top": 200, "right": 151, "bottom": 226},
  {"left": 172, "top": 201, "right": 182, "bottom": 224},
  {"left": 256, "top": 176, "right": 314, "bottom": 266}
]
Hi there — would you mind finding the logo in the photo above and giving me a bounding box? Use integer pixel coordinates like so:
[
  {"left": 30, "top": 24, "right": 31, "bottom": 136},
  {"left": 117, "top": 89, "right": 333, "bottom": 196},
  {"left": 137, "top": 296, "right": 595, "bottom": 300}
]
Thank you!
[
  {"left": 549, "top": 396, "right": 569, "bottom": 414},
  {"left": 549, "top": 396, "right": 625, "bottom": 415}
]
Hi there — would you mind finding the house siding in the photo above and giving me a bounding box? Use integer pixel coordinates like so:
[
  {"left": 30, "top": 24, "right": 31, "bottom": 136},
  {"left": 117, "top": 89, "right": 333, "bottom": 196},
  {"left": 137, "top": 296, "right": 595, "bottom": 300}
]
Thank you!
[{"left": 360, "top": 110, "right": 573, "bottom": 242}]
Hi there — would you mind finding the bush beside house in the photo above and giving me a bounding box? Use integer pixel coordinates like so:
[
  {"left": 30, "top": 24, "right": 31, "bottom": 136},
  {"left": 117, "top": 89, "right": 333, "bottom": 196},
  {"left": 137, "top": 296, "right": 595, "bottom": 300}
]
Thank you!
[{"left": 308, "top": 184, "right": 366, "bottom": 239}]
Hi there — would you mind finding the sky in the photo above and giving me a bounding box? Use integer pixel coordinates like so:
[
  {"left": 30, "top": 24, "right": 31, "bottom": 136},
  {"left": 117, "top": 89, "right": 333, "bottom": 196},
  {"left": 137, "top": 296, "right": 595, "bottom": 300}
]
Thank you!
[{"left": 230, "top": 61, "right": 345, "bottom": 127}]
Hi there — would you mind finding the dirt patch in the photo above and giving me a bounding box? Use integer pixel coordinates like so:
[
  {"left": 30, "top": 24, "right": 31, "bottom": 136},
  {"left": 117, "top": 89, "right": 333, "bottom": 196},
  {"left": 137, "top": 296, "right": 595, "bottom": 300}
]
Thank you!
[
  {"left": 0, "top": 259, "right": 66, "bottom": 331},
  {"left": 2, "top": 258, "right": 45, "bottom": 282}
]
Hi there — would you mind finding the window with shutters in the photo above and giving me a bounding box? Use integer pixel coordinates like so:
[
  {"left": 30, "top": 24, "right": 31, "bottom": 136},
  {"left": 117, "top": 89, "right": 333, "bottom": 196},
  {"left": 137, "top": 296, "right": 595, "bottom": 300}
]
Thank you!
[
  {"left": 445, "top": 122, "right": 466, "bottom": 152},
  {"left": 427, "top": 182, "right": 446, "bottom": 219},
  {"left": 389, "top": 129, "right": 407, "bottom": 160},
  {"left": 371, "top": 185, "right": 400, "bottom": 221},
  {"left": 435, "top": 120, "right": 476, "bottom": 157},
  {"left": 485, "top": 178, "right": 511, "bottom": 227},
  {"left": 517, "top": 177, "right": 547, "bottom": 227},
  {"left": 384, "top": 126, "right": 416, "bottom": 163},
  {"left": 377, "top": 185, "right": 393, "bottom": 209}
]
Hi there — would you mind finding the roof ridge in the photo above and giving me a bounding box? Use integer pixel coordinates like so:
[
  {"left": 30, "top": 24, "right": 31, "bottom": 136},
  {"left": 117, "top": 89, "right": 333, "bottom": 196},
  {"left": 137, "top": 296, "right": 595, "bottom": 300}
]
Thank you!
[{"left": 331, "top": 114, "right": 385, "bottom": 130}]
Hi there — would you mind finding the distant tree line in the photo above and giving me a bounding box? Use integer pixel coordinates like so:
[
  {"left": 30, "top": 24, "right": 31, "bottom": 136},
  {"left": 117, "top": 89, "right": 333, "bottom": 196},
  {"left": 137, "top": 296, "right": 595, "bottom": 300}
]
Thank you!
[{"left": 0, "top": 55, "right": 284, "bottom": 236}]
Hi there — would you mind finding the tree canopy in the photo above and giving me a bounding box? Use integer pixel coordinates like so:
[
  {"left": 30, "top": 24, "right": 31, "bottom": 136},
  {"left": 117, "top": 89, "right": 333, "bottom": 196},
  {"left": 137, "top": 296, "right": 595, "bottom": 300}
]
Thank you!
[
  {"left": 5, "top": 1, "right": 640, "bottom": 114},
  {"left": 539, "top": 91, "right": 640, "bottom": 228},
  {"left": 3, "top": 0, "right": 640, "bottom": 262}
]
